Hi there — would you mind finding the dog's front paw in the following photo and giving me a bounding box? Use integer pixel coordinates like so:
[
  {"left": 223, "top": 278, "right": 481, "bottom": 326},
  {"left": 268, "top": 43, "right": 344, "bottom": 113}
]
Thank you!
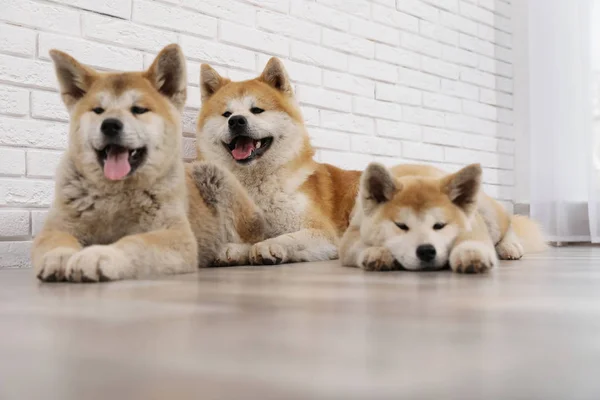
[
  {"left": 358, "top": 247, "right": 399, "bottom": 271},
  {"left": 213, "top": 243, "right": 251, "bottom": 267},
  {"left": 250, "top": 241, "right": 286, "bottom": 265},
  {"left": 36, "top": 247, "right": 79, "bottom": 282},
  {"left": 495, "top": 233, "right": 524, "bottom": 261},
  {"left": 450, "top": 241, "right": 497, "bottom": 274},
  {"left": 65, "top": 245, "right": 129, "bottom": 283}
]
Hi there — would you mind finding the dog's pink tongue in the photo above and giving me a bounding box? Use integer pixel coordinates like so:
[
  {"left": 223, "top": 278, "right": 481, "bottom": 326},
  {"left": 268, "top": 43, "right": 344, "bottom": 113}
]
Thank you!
[
  {"left": 231, "top": 137, "right": 256, "bottom": 160},
  {"left": 104, "top": 148, "right": 131, "bottom": 180}
]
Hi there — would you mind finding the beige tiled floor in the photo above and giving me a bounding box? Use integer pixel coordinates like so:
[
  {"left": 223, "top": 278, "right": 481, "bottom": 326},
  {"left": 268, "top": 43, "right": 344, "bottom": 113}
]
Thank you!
[{"left": 1, "top": 246, "right": 600, "bottom": 399}]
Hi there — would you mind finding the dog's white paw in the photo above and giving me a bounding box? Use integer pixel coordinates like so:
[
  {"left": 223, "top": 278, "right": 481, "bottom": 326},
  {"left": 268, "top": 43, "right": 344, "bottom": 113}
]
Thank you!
[
  {"left": 495, "top": 230, "right": 524, "bottom": 260},
  {"left": 65, "top": 245, "right": 129, "bottom": 282},
  {"left": 358, "top": 247, "right": 399, "bottom": 271},
  {"left": 250, "top": 241, "right": 287, "bottom": 265},
  {"left": 213, "top": 243, "right": 251, "bottom": 267},
  {"left": 36, "top": 247, "right": 79, "bottom": 282},
  {"left": 450, "top": 241, "right": 497, "bottom": 274}
]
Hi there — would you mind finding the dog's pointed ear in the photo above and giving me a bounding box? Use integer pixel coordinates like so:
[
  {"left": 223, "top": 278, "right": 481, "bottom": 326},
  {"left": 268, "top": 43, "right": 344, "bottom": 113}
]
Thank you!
[
  {"left": 145, "top": 44, "right": 187, "bottom": 110},
  {"left": 440, "top": 164, "right": 482, "bottom": 214},
  {"left": 200, "top": 64, "right": 229, "bottom": 103},
  {"left": 361, "top": 163, "right": 399, "bottom": 214},
  {"left": 49, "top": 49, "right": 97, "bottom": 111},
  {"left": 259, "top": 57, "right": 293, "bottom": 96}
]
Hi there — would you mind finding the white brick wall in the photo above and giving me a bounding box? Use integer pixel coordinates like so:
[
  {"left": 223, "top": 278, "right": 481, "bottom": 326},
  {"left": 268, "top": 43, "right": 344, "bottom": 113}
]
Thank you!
[{"left": 0, "top": 0, "right": 515, "bottom": 268}]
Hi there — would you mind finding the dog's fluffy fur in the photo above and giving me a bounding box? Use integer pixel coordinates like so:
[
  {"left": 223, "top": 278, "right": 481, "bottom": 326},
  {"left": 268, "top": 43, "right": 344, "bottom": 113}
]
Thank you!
[
  {"left": 33, "top": 44, "right": 264, "bottom": 282},
  {"left": 340, "top": 163, "right": 546, "bottom": 273},
  {"left": 197, "top": 58, "right": 360, "bottom": 265}
]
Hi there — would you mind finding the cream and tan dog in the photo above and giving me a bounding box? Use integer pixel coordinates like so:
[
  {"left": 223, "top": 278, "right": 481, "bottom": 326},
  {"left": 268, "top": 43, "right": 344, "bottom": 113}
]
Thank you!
[
  {"left": 197, "top": 58, "right": 360, "bottom": 265},
  {"left": 340, "top": 163, "right": 546, "bottom": 273},
  {"left": 33, "top": 44, "right": 263, "bottom": 282}
]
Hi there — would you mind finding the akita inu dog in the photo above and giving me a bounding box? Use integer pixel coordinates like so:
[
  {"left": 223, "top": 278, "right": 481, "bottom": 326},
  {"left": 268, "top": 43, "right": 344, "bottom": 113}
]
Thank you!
[
  {"left": 340, "top": 163, "right": 546, "bottom": 273},
  {"left": 33, "top": 44, "right": 264, "bottom": 282},
  {"left": 197, "top": 58, "right": 360, "bottom": 265}
]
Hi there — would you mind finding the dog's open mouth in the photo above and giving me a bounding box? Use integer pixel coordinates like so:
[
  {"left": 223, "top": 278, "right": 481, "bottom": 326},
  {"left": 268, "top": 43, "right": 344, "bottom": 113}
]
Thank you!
[
  {"left": 224, "top": 136, "right": 273, "bottom": 163},
  {"left": 96, "top": 145, "right": 147, "bottom": 181}
]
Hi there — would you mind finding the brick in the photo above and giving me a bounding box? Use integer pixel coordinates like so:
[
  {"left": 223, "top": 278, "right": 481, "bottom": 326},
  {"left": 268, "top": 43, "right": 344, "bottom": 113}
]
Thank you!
[
  {"left": 494, "top": 45, "right": 512, "bottom": 63},
  {"left": 460, "top": 1, "right": 494, "bottom": 25},
  {"left": 0, "top": 178, "right": 54, "bottom": 206},
  {"left": 402, "top": 141, "right": 445, "bottom": 161},
  {"left": 186, "top": 85, "right": 201, "bottom": 109},
  {"left": 323, "top": 29, "right": 374, "bottom": 59},
  {"left": 323, "top": 71, "right": 374, "bottom": 97},
  {"left": 0, "top": 54, "right": 56, "bottom": 90},
  {"left": 376, "top": 119, "right": 422, "bottom": 141},
  {"left": 133, "top": 0, "right": 217, "bottom": 38},
  {"left": 308, "top": 128, "right": 351, "bottom": 151},
  {"left": 220, "top": 21, "right": 289, "bottom": 57},
  {"left": 445, "top": 147, "right": 513, "bottom": 169},
  {"left": 460, "top": 67, "right": 495, "bottom": 89},
  {"left": 419, "top": 19, "right": 458, "bottom": 46},
  {"left": 422, "top": 127, "right": 463, "bottom": 146},
  {"left": 226, "top": 69, "right": 256, "bottom": 82},
  {"left": 403, "top": 105, "right": 446, "bottom": 127},
  {"left": 351, "top": 135, "right": 402, "bottom": 157},
  {"left": 52, "top": 0, "right": 132, "bottom": 18},
  {"left": 480, "top": 88, "right": 513, "bottom": 109},
  {"left": 400, "top": 32, "right": 442, "bottom": 58},
  {"left": 496, "top": 76, "right": 513, "bottom": 93},
  {"left": 373, "top": 155, "right": 405, "bottom": 167},
  {"left": 396, "top": 0, "right": 440, "bottom": 21},
  {"left": 182, "top": 137, "right": 196, "bottom": 160},
  {"left": 301, "top": 106, "right": 320, "bottom": 127},
  {"left": 296, "top": 86, "right": 352, "bottom": 112},
  {"left": 26, "top": 150, "right": 63, "bottom": 178},
  {"left": 182, "top": 109, "right": 198, "bottom": 136},
  {"left": 497, "top": 138, "right": 515, "bottom": 154},
  {"left": 445, "top": 113, "right": 496, "bottom": 135},
  {"left": 0, "top": 24, "right": 36, "bottom": 57},
  {"left": 482, "top": 167, "right": 514, "bottom": 185},
  {"left": 350, "top": 18, "right": 400, "bottom": 46},
  {"left": 31, "top": 210, "right": 48, "bottom": 237},
  {"left": 0, "top": 86, "right": 29, "bottom": 117},
  {"left": 291, "top": 41, "right": 348, "bottom": 71},
  {"left": 320, "top": 110, "right": 374, "bottom": 135},
  {"left": 398, "top": 68, "right": 441, "bottom": 92},
  {"left": 462, "top": 99, "right": 497, "bottom": 120},
  {"left": 0, "top": 241, "right": 32, "bottom": 268},
  {"left": 479, "top": 56, "right": 513, "bottom": 78},
  {"left": 39, "top": 34, "right": 144, "bottom": 72},
  {"left": 348, "top": 56, "right": 397, "bottom": 83},
  {"left": 0, "top": 117, "right": 68, "bottom": 149},
  {"left": 421, "top": 56, "right": 460, "bottom": 79},
  {"left": 375, "top": 83, "right": 422, "bottom": 106},
  {"left": 182, "top": 0, "right": 256, "bottom": 26},
  {"left": 257, "top": 10, "right": 320, "bottom": 44},
  {"left": 426, "top": 0, "right": 459, "bottom": 12},
  {"left": 483, "top": 183, "right": 513, "bottom": 200},
  {"left": 353, "top": 97, "right": 402, "bottom": 121},
  {"left": 0, "top": 0, "right": 80, "bottom": 35},
  {"left": 442, "top": 44, "right": 479, "bottom": 67},
  {"left": 459, "top": 33, "right": 494, "bottom": 57},
  {"left": 497, "top": 108, "right": 513, "bottom": 124},
  {"left": 31, "top": 91, "right": 69, "bottom": 122},
  {"left": 461, "top": 134, "right": 499, "bottom": 152},
  {"left": 257, "top": 55, "right": 321, "bottom": 86},
  {"left": 0, "top": 210, "right": 29, "bottom": 237},
  {"left": 319, "top": 150, "right": 373, "bottom": 170},
  {"left": 317, "top": 0, "right": 371, "bottom": 17},
  {"left": 441, "top": 78, "right": 479, "bottom": 100},
  {"left": 290, "top": 0, "right": 349, "bottom": 31},
  {"left": 372, "top": 4, "right": 419, "bottom": 32},
  {"left": 180, "top": 35, "right": 256, "bottom": 71},
  {"left": 423, "top": 93, "right": 461, "bottom": 112},
  {"left": 439, "top": 10, "right": 478, "bottom": 36},
  {"left": 0, "top": 147, "right": 26, "bottom": 176},
  {"left": 245, "top": 0, "right": 289, "bottom": 13},
  {"left": 375, "top": 43, "right": 421, "bottom": 69}
]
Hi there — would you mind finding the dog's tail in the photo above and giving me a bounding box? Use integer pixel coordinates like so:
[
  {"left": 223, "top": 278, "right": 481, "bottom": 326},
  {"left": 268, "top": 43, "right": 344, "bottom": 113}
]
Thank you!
[{"left": 511, "top": 215, "right": 547, "bottom": 253}]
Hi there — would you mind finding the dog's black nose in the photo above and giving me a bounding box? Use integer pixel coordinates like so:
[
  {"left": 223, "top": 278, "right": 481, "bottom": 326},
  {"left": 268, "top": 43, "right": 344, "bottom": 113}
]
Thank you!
[
  {"left": 101, "top": 118, "right": 123, "bottom": 137},
  {"left": 228, "top": 115, "right": 247, "bottom": 133},
  {"left": 416, "top": 244, "right": 436, "bottom": 262}
]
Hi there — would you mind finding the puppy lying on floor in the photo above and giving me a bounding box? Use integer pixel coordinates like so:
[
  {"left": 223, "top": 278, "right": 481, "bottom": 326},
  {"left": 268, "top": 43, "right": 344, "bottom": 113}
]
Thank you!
[
  {"left": 33, "top": 44, "right": 264, "bottom": 283},
  {"left": 340, "top": 163, "right": 545, "bottom": 273}
]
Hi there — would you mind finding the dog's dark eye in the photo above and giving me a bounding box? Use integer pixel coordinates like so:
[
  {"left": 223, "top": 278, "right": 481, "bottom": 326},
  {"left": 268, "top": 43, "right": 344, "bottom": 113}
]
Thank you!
[
  {"left": 396, "top": 223, "right": 409, "bottom": 231},
  {"left": 92, "top": 107, "right": 105, "bottom": 115},
  {"left": 131, "top": 106, "right": 150, "bottom": 115},
  {"left": 223, "top": 111, "right": 232, "bottom": 118},
  {"left": 250, "top": 107, "right": 264, "bottom": 114},
  {"left": 433, "top": 223, "right": 447, "bottom": 230}
]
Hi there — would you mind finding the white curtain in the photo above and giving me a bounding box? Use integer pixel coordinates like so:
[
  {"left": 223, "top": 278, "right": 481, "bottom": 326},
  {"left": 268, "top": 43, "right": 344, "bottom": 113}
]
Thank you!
[{"left": 528, "top": 0, "right": 599, "bottom": 242}]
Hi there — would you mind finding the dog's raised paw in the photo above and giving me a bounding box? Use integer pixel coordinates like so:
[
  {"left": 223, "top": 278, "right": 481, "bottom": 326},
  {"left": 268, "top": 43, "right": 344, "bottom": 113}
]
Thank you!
[
  {"left": 36, "top": 247, "right": 79, "bottom": 282},
  {"left": 213, "top": 243, "right": 251, "bottom": 267},
  {"left": 450, "top": 241, "right": 497, "bottom": 274},
  {"left": 65, "top": 245, "right": 129, "bottom": 283},
  {"left": 358, "top": 247, "right": 399, "bottom": 271},
  {"left": 250, "top": 241, "right": 286, "bottom": 265}
]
